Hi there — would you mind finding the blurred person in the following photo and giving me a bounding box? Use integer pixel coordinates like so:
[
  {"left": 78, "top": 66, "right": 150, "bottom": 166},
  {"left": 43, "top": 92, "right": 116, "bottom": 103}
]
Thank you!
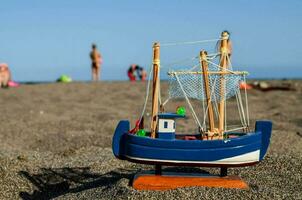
[
  {"left": 0, "top": 63, "right": 11, "bottom": 88},
  {"left": 135, "top": 65, "right": 147, "bottom": 81},
  {"left": 90, "top": 43, "right": 102, "bottom": 81},
  {"left": 127, "top": 64, "right": 137, "bottom": 81},
  {"left": 127, "top": 64, "right": 146, "bottom": 82}
]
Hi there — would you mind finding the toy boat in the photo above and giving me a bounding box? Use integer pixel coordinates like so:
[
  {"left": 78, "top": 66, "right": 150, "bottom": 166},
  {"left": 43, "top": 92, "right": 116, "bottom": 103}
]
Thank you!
[
  {"left": 113, "top": 119, "right": 272, "bottom": 167},
  {"left": 112, "top": 31, "right": 272, "bottom": 174}
]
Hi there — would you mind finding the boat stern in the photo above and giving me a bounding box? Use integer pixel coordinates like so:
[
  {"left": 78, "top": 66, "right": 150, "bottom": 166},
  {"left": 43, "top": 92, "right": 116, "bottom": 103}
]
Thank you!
[
  {"left": 255, "top": 120, "right": 273, "bottom": 160},
  {"left": 112, "top": 120, "right": 130, "bottom": 159}
]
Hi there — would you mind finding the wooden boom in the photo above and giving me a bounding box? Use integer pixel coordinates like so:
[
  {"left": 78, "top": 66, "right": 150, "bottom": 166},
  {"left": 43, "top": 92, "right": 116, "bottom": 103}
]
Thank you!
[{"left": 200, "top": 50, "right": 215, "bottom": 134}]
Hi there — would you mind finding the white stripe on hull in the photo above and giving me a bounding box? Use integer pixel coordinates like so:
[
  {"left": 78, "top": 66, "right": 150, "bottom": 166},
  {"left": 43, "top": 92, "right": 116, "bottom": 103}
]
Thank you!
[{"left": 126, "top": 150, "right": 260, "bottom": 165}]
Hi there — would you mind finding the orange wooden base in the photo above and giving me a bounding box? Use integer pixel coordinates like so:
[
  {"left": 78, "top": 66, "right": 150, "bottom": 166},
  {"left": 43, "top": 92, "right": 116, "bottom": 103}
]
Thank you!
[{"left": 132, "top": 172, "right": 249, "bottom": 191}]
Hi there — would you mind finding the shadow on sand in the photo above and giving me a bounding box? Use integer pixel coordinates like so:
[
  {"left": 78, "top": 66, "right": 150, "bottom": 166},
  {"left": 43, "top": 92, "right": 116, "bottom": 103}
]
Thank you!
[
  {"left": 19, "top": 167, "right": 134, "bottom": 200},
  {"left": 19, "top": 166, "right": 211, "bottom": 199}
]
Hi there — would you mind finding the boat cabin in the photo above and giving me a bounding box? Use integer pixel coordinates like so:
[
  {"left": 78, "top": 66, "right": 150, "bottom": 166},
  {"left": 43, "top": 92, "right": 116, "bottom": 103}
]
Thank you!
[{"left": 157, "top": 113, "right": 185, "bottom": 139}]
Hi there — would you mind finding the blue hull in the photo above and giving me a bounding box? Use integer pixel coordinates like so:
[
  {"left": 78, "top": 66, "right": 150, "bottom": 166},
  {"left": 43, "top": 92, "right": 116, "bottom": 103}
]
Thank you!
[{"left": 112, "top": 121, "right": 272, "bottom": 167}]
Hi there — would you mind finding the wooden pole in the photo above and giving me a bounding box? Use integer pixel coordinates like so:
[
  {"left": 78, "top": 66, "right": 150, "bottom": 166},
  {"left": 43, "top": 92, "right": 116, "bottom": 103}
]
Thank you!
[
  {"left": 150, "top": 42, "right": 160, "bottom": 138},
  {"left": 200, "top": 51, "right": 215, "bottom": 133},
  {"left": 218, "top": 31, "right": 230, "bottom": 136}
]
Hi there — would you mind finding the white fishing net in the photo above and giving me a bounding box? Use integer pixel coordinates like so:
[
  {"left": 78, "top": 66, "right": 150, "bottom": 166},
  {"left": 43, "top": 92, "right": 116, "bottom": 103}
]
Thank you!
[{"left": 168, "top": 70, "right": 243, "bottom": 102}]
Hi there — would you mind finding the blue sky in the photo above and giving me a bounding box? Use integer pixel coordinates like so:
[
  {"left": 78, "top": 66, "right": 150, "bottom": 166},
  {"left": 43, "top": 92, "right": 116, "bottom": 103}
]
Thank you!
[{"left": 0, "top": 0, "right": 301, "bottom": 81}]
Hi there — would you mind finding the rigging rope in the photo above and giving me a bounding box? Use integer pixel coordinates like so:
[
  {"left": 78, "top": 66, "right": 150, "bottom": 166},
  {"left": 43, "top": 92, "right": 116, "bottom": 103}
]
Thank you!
[
  {"left": 162, "top": 97, "right": 170, "bottom": 106},
  {"left": 235, "top": 91, "right": 245, "bottom": 127},
  {"left": 207, "top": 53, "right": 221, "bottom": 60},
  {"left": 161, "top": 38, "right": 222, "bottom": 47},
  {"left": 226, "top": 53, "right": 250, "bottom": 130},
  {"left": 158, "top": 66, "right": 162, "bottom": 107},
  {"left": 189, "top": 64, "right": 200, "bottom": 71},
  {"left": 138, "top": 66, "right": 153, "bottom": 125},
  {"left": 243, "top": 75, "right": 250, "bottom": 127},
  {"left": 237, "top": 88, "right": 247, "bottom": 126},
  {"left": 202, "top": 74, "right": 219, "bottom": 129},
  {"left": 175, "top": 74, "right": 202, "bottom": 130},
  {"left": 206, "top": 59, "right": 237, "bottom": 74},
  {"left": 161, "top": 56, "right": 198, "bottom": 69},
  {"left": 225, "top": 92, "right": 227, "bottom": 132},
  {"left": 225, "top": 126, "right": 248, "bottom": 133}
]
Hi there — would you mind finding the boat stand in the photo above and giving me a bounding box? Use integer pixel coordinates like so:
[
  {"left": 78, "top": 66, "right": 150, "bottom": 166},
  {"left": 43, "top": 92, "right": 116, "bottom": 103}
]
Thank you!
[{"left": 132, "top": 165, "right": 249, "bottom": 191}]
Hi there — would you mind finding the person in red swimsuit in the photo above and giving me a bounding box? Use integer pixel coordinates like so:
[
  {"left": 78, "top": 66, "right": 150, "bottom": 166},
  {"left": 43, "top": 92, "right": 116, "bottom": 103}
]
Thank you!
[{"left": 127, "top": 64, "right": 137, "bottom": 81}]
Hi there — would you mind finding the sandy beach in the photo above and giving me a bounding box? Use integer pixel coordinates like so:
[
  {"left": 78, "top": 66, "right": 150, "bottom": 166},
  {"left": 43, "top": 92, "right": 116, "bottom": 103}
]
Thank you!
[{"left": 0, "top": 80, "right": 301, "bottom": 199}]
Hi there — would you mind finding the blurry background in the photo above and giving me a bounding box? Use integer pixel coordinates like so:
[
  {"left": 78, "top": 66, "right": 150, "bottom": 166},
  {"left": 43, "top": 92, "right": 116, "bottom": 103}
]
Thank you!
[{"left": 0, "top": 0, "right": 301, "bottom": 82}]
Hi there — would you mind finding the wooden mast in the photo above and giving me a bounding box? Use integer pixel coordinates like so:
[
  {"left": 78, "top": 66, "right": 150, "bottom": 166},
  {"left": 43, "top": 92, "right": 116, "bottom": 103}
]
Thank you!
[
  {"left": 150, "top": 42, "right": 160, "bottom": 138},
  {"left": 218, "top": 31, "right": 230, "bottom": 137},
  {"left": 200, "top": 51, "right": 215, "bottom": 133}
]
